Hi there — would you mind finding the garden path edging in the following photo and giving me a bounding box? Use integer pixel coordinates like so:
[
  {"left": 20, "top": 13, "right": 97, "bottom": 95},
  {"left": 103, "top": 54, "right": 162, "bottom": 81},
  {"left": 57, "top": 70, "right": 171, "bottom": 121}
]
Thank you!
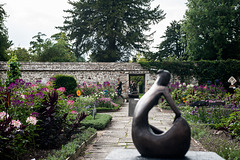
[{"left": 66, "top": 132, "right": 97, "bottom": 160}]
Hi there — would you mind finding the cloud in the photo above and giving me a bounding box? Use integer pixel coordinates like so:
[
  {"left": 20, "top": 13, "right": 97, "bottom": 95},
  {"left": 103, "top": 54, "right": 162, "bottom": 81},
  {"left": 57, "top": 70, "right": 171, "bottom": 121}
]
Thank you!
[{"left": 2, "top": 0, "right": 187, "bottom": 51}]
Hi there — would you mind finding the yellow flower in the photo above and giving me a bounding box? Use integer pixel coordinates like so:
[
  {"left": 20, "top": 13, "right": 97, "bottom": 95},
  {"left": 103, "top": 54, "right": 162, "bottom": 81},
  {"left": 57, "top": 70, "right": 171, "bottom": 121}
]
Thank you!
[{"left": 76, "top": 90, "right": 81, "bottom": 96}]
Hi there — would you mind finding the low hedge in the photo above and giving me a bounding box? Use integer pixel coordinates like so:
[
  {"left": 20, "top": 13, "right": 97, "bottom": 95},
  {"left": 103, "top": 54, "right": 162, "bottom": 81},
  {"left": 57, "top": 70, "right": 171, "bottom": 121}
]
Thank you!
[
  {"left": 81, "top": 114, "right": 112, "bottom": 130},
  {"left": 139, "top": 60, "right": 240, "bottom": 91},
  {"left": 53, "top": 74, "right": 77, "bottom": 95},
  {"left": 96, "top": 106, "right": 120, "bottom": 112},
  {"left": 40, "top": 127, "right": 96, "bottom": 160}
]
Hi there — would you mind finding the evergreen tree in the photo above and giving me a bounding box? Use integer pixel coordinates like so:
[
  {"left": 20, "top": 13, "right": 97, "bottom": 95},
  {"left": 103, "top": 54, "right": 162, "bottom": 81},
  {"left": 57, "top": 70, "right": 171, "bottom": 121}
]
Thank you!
[
  {"left": 182, "top": 0, "right": 240, "bottom": 60},
  {"left": 60, "top": 0, "right": 165, "bottom": 62},
  {"left": 154, "top": 20, "right": 186, "bottom": 61},
  {"left": 0, "top": 4, "right": 11, "bottom": 61}
]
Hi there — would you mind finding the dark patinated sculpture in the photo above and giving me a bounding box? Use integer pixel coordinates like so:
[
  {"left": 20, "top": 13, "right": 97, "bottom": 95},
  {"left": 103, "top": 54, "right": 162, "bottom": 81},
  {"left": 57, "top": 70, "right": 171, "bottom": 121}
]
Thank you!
[
  {"left": 132, "top": 70, "right": 191, "bottom": 158},
  {"left": 128, "top": 81, "right": 139, "bottom": 98}
]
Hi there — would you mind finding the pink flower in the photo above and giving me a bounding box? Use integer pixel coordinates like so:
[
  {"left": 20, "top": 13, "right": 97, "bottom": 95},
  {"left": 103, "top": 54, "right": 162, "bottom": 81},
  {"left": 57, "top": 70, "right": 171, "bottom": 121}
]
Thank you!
[
  {"left": 11, "top": 120, "right": 21, "bottom": 128},
  {"left": 46, "top": 81, "right": 50, "bottom": 86},
  {"left": 203, "top": 85, "right": 207, "bottom": 89},
  {"left": 0, "top": 111, "right": 9, "bottom": 120},
  {"left": 111, "top": 102, "right": 118, "bottom": 107},
  {"left": 31, "top": 84, "right": 37, "bottom": 88},
  {"left": 99, "top": 97, "right": 111, "bottom": 102},
  {"left": 71, "top": 110, "right": 77, "bottom": 114},
  {"left": 67, "top": 100, "right": 74, "bottom": 106},
  {"left": 57, "top": 87, "right": 65, "bottom": 92},
  {"left": 26, "top": 116, "right": 38, "bottom": 125}
]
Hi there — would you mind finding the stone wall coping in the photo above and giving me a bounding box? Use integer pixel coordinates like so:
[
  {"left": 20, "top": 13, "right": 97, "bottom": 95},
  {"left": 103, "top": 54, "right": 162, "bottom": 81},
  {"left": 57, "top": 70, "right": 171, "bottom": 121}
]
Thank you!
[{"left": 0, "top": 62, "right": 148, "bottom": 72}]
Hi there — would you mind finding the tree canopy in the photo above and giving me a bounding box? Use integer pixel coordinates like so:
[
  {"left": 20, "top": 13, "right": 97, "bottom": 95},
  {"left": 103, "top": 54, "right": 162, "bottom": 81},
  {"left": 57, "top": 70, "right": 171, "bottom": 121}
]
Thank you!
[
  {"left": 0, "top": 4, "right": 11, "bottom": 61},
  {"left": 29, "top": 32, "right": 77, "bottom": 62},
  {"left": 182, "top": 0, "right": 240, "bottom": 60},
  {"left": 60, "top": 0, "right": 165, "bottom": 62},
  {"left": 7, "top": 47, "right": 31, "bottom": 62},
  {"left": 151, "top": 20, "right": 186, "bottom": 61}
]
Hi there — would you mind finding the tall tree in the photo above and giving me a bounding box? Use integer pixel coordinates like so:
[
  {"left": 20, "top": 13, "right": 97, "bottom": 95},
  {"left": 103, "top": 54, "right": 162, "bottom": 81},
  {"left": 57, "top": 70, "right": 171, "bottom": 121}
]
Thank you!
[
  {"left": 29, "top": 32, "right": 77, "bottom": 62},
  {"left": 153, "top": 20, "right": 186, "bottom": 61},
  {"left": 60, "top": 0, "right": 165, "bottom": 62},
  {"left": 182, "top": 0, "right": 240, "bottom": 60},
  {"left": 0, "top": 4, "right": 11, "bottom": 61},
  {"left": 7, "top": 47, "right": 32, "bottom": 62}
]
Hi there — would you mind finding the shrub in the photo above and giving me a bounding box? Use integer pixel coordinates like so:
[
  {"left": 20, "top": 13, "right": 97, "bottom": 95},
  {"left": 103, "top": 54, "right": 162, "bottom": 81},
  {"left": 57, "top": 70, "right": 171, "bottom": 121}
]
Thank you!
[
  {"left": 139, "top": 60, "right": 240, "bottom": 91},
  {"left": 96, "top": 97, "right": 118, "bottom": 109},
  {"left": 0, "top": 90, "right": 38, "bottom": 160},
  {"left": 53, "top": 75, "right": 77, "bottom": 95},
  {"left": 36, "top": 90, "right": 68, "bottom": 149},
  {"left": 190, "top": 124, "right": 240, "bottom": 160},
  {"left": 81, "top": 114, "right": 112, "bottom": 130},
  {"left": 217, "top": 111, "right": 240, "bottom": 140},
  {"left": 36, "top": 128, "right": 96, "bottom": 160},
  {"left": 6, "top": 55, "right": 21, "bottom": 86}
]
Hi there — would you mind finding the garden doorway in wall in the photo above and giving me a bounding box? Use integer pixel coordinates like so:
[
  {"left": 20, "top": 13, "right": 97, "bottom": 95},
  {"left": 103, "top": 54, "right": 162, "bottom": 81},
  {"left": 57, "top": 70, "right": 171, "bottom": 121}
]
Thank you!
[{"left": 129, "top": 74, "right": 145, "bottom": 94}]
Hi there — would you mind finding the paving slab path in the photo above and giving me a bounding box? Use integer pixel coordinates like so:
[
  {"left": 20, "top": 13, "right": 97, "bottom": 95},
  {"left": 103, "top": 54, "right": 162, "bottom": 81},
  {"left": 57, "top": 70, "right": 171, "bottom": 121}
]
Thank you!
[{"left": 77, "top": 103, "right": 206, "bottom": 160}]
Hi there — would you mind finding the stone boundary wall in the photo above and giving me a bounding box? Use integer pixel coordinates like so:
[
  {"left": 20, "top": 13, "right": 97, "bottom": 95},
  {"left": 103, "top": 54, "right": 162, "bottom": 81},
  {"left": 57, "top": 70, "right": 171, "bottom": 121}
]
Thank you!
[{"left": 0, "top": 62, "right": 151, "bottom": 97}]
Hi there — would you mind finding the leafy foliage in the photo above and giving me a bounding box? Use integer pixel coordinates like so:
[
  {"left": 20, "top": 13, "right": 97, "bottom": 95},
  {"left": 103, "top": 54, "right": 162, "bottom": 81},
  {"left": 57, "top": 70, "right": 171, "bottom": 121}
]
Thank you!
[
  {"left": 41, "top": 127, "right": 96, "bottom": 160},
  {"left": 0, "top": 4, "right": 11, "bottom": 61},
  {"left": 0, "top": 89, "right": 37, "bottom": 160},
  {"left": 190, "top": 124, "right": 240, "bottom": 160},
  {"left": 6, "top": 55, "right": 21, "bottom": 86},
  {"left": 182, "top": 0, "right": 240, "bottom": 60},
  {"left": 150, "top": 20, "right": 187, "bottom": 61},
  {"left": 29, "top": 32, "right": 77, "bottom": 62},
  {"left": 53, "top": 75, "right": 77, "bottom": 95},
  {"left": 36, "top": 90, "right": 68, "bottom": 149},
  {"left": 81, "top": 114, "right": 112, "bottom": 130},
  {"left": 60, "top": 0, "right": 165, "bottom": 62},
  {"left": 217, "top": 111, "right": 240, "bottom": 140},
  {"left": 139, "top": 60, "right": 240, "bottom": 90},
  {"left": 7, "top": 47, "right": 32, "bottom": 62}
]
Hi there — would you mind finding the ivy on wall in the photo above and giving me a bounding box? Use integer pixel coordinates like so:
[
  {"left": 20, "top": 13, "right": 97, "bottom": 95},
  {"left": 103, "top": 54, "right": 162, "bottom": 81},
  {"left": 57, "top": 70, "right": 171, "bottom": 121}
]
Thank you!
[{"left": 139, "top": 60, "right": 240, "bottom": 90}]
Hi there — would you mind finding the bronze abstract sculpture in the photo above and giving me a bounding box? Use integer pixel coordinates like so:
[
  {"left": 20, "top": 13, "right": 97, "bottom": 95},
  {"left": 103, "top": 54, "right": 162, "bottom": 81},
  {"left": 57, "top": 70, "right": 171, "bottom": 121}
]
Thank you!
[{"left": 132, "top": 70, "right": 191, "bottom": 158}]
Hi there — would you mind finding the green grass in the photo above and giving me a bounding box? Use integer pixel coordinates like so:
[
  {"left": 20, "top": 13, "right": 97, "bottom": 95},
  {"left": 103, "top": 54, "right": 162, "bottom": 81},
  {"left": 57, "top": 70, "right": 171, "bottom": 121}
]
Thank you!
[
  {"left": 139, "top": 93, "right": 144, "bottom": 99},
  {"left": 81, "top": 114, "right": 112, "bottom": 130}
]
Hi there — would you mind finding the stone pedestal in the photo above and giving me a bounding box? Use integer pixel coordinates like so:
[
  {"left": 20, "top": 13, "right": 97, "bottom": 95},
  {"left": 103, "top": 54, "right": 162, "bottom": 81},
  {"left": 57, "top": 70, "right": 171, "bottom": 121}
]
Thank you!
[
  {"left": 128, "top": 98, "right": 139, "bottom": 117},
  {"left": 105, "top": 149, "right": 225, "bottom": 160}
]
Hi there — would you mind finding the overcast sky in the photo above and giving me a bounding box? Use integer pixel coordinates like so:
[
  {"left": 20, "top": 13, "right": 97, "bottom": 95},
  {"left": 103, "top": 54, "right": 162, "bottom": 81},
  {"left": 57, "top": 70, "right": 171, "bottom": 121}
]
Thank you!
[{"left": 1, "top": 0, "right": 187, "bottom": 51}]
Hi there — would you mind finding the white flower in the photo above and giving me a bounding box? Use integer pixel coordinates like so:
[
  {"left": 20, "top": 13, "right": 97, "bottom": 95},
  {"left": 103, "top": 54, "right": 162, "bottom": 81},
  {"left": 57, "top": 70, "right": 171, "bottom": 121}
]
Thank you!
[
  {"left": 26, "top": 116, "right": 38, "bottom": 125},
  {"left": 11, "top": 120, "right": 21, "bottom": 128},
  {"left": 187, "top": 84, "right": 194, "bottom": 88},
  {"left": 0, "top": 111, "right": 9, "bottom": 120},
  {"left": 179, "top": 84, "right": 182, "bottom": 88},
  {"left": 183, "top": 83, "right": 186, "bottom": 86}
]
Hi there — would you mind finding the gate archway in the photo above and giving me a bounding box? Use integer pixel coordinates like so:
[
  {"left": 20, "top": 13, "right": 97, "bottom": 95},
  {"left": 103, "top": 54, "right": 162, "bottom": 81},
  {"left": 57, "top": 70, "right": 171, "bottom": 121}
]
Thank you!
[{"left": 129, "top": 74, "right": 145, "bottom": 94}]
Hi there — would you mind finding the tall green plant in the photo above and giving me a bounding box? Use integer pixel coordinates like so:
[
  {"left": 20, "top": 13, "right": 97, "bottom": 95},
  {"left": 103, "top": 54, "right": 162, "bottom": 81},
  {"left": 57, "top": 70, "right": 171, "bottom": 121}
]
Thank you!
[
  {"left": 6, "top": 55, "right": 21, "bottom": 86},
  {"left": 60, "top": 0, "right": 165, "bottom": 62}
]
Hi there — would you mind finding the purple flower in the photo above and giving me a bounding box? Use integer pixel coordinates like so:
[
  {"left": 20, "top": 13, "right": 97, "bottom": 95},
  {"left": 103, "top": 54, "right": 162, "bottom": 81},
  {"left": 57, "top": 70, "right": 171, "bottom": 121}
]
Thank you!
[
  {"left": 36, "top": 92, "right": 44, "bottom": 98},
  {"left": 31, "top": 112, "right": 39, "bottom": 117},
  {"left": 50, "top": 77, "right": 56, "bottom": 81},
  {"left": 36, "top": 80, "right": 42, "bottom": 84}
]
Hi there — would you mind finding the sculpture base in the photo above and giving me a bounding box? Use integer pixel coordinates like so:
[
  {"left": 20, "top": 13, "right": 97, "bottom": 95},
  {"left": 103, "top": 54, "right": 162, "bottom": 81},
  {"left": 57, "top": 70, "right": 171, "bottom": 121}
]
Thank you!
[
  {"left": 128, "top": 98, "right": 139, "bottom": 117},
  {"left": 105, "top": 149, "right": 224, "bottom": 160}
]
